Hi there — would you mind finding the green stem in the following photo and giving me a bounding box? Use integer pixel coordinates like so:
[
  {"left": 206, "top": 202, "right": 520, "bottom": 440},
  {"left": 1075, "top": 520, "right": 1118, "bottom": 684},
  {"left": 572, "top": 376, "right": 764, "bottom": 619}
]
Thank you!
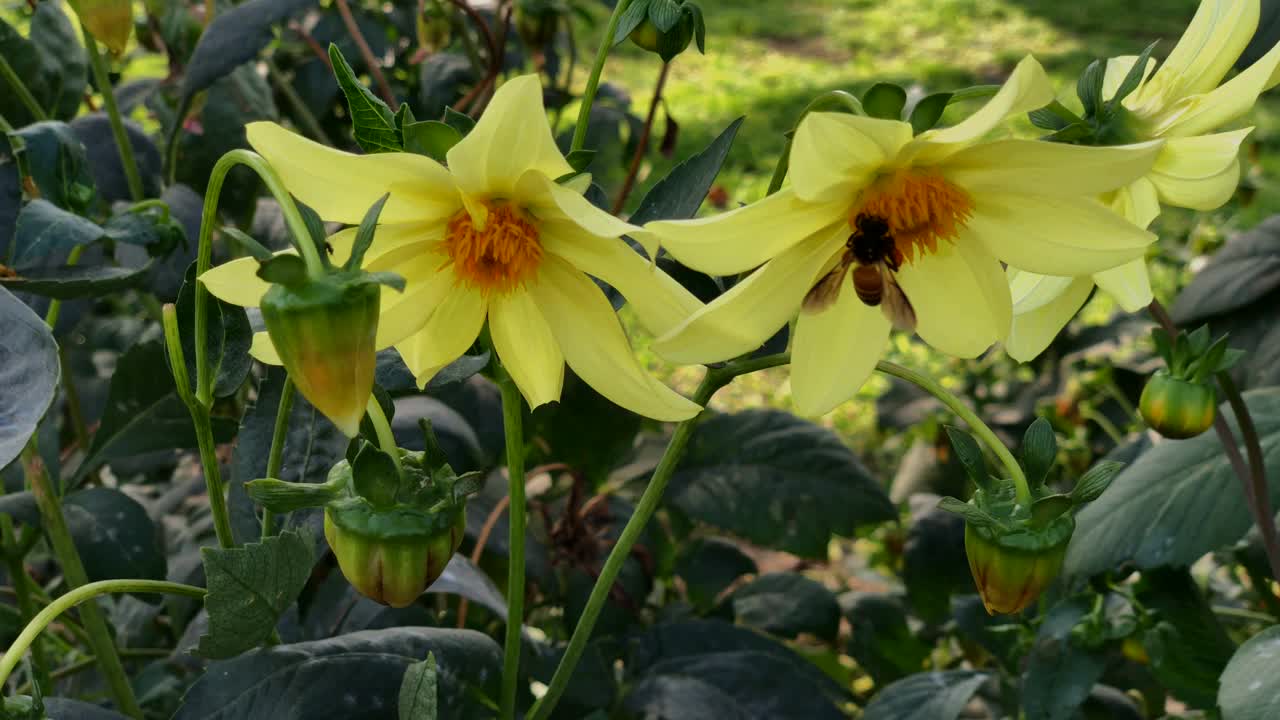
[
  {"left": 0, "top": 516, "right": 50, "bottom": 692},
  {"left": 766, "top": 90, "right": 863, "bottom": 195},
  {"left": 262, "top": 377, "right": 297, "bottom": 538},
  {"left": 22, "top": 446, "right": 145, "bottom": 718},
  {"left": 82, "top": 25, "right": 145, "bottom": 202},
  {"left": 570, "top": 0, "right": 634, "bottom": 153},
  {"left": 528, "top": 354, "right": 791, "bottom": 720},
  {"left": 365, "top": 396, "right": 403, "bottom": 474},
  {"left": 0, "top": 52, "right": 48, "bottom": 122},
  {"left": 0, "top": 578, "right": 204, "bottom": 690},
  {"left": 875, "top": 360, "right": 1031, "bottom": 507},
  {"left": 1218, "top": 371, "right": 1280, "bottom": 582},
  {"left": 497, "top": 371, "right": 526, "bottom": 720},
  {"left": 44, "top": 246, "right": 85, "bottom": 330}
]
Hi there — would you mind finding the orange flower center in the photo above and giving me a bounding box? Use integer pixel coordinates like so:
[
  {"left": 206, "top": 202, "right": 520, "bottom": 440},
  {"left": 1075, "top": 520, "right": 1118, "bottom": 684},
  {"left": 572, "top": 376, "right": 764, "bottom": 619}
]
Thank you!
[
  {"left": 851, "top": 171, "right": 973, "bottom": 264},
  {"left": 443, "top": 202, "right": 543, "bottom": 294}
]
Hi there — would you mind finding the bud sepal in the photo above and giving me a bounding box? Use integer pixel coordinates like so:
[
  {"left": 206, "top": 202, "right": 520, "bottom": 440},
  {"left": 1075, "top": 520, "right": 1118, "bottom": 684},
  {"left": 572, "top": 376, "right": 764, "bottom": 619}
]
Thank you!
[{"left": 614, "top": 0, "right": 706, "bottom": 63}]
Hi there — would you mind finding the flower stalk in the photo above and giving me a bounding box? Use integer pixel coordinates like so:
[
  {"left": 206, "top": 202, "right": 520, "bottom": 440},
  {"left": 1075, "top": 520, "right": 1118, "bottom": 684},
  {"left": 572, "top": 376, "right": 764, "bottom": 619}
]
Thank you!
[
  {"left": 261, "top": 376, "right": 297, "bottom": 538},
  {"left": 82, "top": 23, "right": 145, "bottom": 202},
  {"left": 497, "top": 366, "right": 528, "bottom": 720},
  {"left": 571, "top": 0, "right": 635, "bottom": 153}
]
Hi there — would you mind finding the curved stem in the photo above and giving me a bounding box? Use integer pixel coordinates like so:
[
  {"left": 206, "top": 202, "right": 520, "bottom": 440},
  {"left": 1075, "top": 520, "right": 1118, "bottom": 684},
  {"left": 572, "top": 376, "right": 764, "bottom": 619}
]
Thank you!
[
  {"left": 497, "top": 371, "right": 527, "bottom": 720},
  {"left": 262, "top": 377, "right": 297, "bottom": 538},
  {"left": 0, "top": 52, "right": 48, "bottom": 122},
  {"left": 1219, "top": 371, "right": 1280, "bottom": 581},
  {"left": 875, "top": 360, "right": 1031, "bottom": 507},
  {"left": 570, "top": 0, "right": 634, "bottom": 153},
  {"left": 23, "top": 446, "right": 144, "bottom": 717},
  {"left": 613, "top": 61, "right": 670, "bottom": 214},
  {"left": 82, "top": 25, "right": 145, "bottom": 202},
  {"left": 528, "top": 353, "right": 791, "bottom": 720},
  {"left": 364, "top": 395, "right": 403, "bottom": 474},
  {"left": 0, "top": 579, "right": 205, "bottom": 690}
]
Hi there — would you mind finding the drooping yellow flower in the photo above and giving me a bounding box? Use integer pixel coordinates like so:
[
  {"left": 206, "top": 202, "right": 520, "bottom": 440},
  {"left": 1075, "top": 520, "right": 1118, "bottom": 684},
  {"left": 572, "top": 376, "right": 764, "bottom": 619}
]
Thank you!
[
  {"left": 635, "top": 56, "right": 1163, "bottom": 417},
  {"left": 1007, "top": 0, "right": 1280, "bottom": 361},
  {"left": 200, "top": 75, "right": 701, "bottom": 421}
]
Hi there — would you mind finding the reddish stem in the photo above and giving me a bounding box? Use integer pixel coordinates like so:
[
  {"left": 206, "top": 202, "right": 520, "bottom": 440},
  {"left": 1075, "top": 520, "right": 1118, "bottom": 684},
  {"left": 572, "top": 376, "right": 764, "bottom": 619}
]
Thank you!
[{"left": 613, "top": 62, "right": 671, "bottom": 215}]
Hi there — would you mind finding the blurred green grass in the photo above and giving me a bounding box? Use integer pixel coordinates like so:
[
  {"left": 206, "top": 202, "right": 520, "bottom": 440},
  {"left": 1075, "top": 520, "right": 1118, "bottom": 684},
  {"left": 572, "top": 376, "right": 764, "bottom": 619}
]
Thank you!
[{"left": 592, "top": 0, "right": 1280, "bottom": 443}]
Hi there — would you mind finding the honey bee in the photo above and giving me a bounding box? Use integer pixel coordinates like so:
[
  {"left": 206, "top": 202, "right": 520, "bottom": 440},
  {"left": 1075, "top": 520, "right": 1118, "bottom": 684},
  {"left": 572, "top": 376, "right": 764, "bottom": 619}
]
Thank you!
[{"left": 802, "top": 214, "right": 917, "bottom": 331}]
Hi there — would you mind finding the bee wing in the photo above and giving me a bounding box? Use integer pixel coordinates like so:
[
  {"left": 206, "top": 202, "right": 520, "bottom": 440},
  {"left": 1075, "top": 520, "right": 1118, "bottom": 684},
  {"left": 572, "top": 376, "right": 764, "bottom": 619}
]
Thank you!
[
  {"left": 881, "top": 270, "right": 917, "bottom": 331},
  {"left": 802, "top": 260, "right": 851, "bottom": 314}
]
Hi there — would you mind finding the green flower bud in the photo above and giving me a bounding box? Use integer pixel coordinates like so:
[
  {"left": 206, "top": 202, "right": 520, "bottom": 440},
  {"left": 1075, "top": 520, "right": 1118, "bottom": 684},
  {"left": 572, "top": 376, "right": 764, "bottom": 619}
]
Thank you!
[
  {"left": 1139, "top": 372, "right": 1216, "bottom": 440},
  {"left": 965, "top": 522, "right": 1069, "bottom": 615},
  {"left": 628, "top": 0, "right": 705, "bottom": 63},
  {"left": 260, "top": 274, "right": 379, "bottom": 437}
]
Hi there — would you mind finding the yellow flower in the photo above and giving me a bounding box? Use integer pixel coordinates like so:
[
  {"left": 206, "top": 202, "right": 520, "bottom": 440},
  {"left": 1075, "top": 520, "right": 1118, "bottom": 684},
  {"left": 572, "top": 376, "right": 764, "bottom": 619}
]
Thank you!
[
  {"left": 635, "top": 56, "right": 1162, "bottom": 417},
  {"left": 1007, "top": 0, "right": 1280, "bottom": 361},
  {"left": 200, "top": 75, "right": 701, "bottom": 421}
]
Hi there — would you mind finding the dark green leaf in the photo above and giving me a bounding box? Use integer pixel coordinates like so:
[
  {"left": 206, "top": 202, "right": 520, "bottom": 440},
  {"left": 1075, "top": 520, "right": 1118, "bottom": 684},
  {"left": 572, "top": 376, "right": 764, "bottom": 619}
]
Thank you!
[
  {"left": 1139, "top": 568, "right": 1237, "bottom": 710},
  {"left": 1065, "top": 388, "right": 1280, "bottom": 578},
  {"left": 862, "top": 83, "right": 908, "bottom": 120},
  {"left": 399, "top": 653, "right": 438, "bottom": 720},
  {"left": 1, "top": 261, "right": 154, "bottom": 299},
  {"left": 177, "top": 628, "right": 501, "bottom": 719},
  {"left": 180, "top": 0, "right": 318, "bottom": 105},
  {"left": 63, "top": 488, "right": 167, "bottom": 588},
  {"left": 944, "top": 426, "right": 990, "bottom": 490},
  {"left": 863, "top": 671, "right": 988, "bottom": 720},
  {"left": 1022, "top": 599, "right": 1107, "bottom": 720},
  {"left": 102, "top": 208, "right": 181, "bottom": 258},
  {"left": 4, "top": 4, "right": 87, "bottom": 124},
  {"left": 75, "top": 341, "right": 237, "bottom": 484},
  {"left": 402, "top": 121, "right": 462, "bottom": 161},
  {"left": 612, "top": 0, "right": 654, "bottom": 45},
  {"left": 535, "top": 372, "right": 641, "bottom": 485},
  {"left": 1109, "top": 42, "right": 1157, "bottom": 107},
  {"left": 1021, "top": 417, "right": 1057, "bottom": 486},
  {"left": 729, "top": 572, "right": 840, "bottom": 642},
  {"left": 845, "top": 593, "right": 932, "bottom": 687},
  {"left": 346, "top": 192, "right": 390, "bottom": 271},
  {"left": 902, "top": 506, "right": 973, "bottom": 624},
  {"left": 11, "top": 199, "right": 103, "bottom": 267},
  {"left": 665, "top": 409, "right": 894, "bottom": 558},
  {"left": 442, "top": 107, "right": 475, "bottom": 135},
  {"left": 629, "top": 117, "right": 743, "bottom": 225},
  {"left": 908, "top": 92, "right": 952, "bottom": 134},
  {"left": 676, "top": 537, "right": 757, "bottom": 612},
  {"left": 1070, "top": 460, "right": 1123, "bottom": 503},
  {"left": 177, "top": 263, "right": 253, "bottom": 398},
  {"left": 197, "top": 529, "right": 314, "bottom": 659},
  {"left": 1218, "top": 625, "right": 1280, "bottom": 720},
  {"left": 0, "top": 286, "right": 58, "bottom": 469},
  {"left": 1076, "top": 59, "right": 1105, "bottom": 117},
  {"left": 330, "top": 44, "right": 401, "bottom": 153},
  {"left": 256, "top": 254, "right": 309, "bottom": 286},
  {"left": 12, "top": 122, "right": 96, "bottom": 213}
]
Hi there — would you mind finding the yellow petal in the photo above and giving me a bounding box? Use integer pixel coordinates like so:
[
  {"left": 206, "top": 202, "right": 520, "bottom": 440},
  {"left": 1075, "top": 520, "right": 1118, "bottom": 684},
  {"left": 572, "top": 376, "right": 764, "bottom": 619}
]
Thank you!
[
  {"left": 542, "top": 221, "right": 702, "bottom": 337},
  {"left": 790, "top": 113, "right": 911, "bottom": 203},
  {"left": 966, "top": 192, "right": 1155, "bottom": 276},
  {"left": 1093, "top": 259, "right": 1153, "bottom": 312},
  {"left": 530, "top": 256, "right": 700, "bottom": 421},
  {"left": 908, "top": 55, "right": 1055, "bottom": 162},
  {"left": 376, "top": 263, "right": 456, "bottom": 349},
  {"left": 445, "top": 75, "right": 573, "bottom": 196},
  {"left": 1005, "top": 276, "right": 1094, "bottom": 362},
  {"left": 895, "top": 239, "right": 1010, "bottom": 357},
  {"left": 327, "top": 221, "right": 445, "bottom": 272},
  {"left": 942, "top": 139, "right": 1164, "bottom": 197},
  {"left": 1156, "top": 0, "right": 1258, "bottom": 98},
  {"left": 1161, "top": 36, "right": 1279, "bottom": 137},
  {"left": 1009, "top": 268, "right": 1078, "bottom": 315},
  {"left": 246, "top": 122, "right": 459, "bottom": 225},
  {"left": 1108, "top": 177, "right": 1162, "bottom": 229},
  {"left": 249, "top": 331, "right": 282, "bottom": 365},
  {"left": 790, "top": 284, "right": 891, "bottom": 416},
  {"left": 635, "top": 188, "right": 846, "bottom": 275},
  {"left": 516, "top": 170, "right": 636, "bottom": 239},
  {"left": 1146, "top": 130, "right": 1249, "bottom": 210},
  {"left": 200, "top": 256, "right": 271, "bottom": 307},
  {"left": 652, "top": 229, "right": 845, "bottom": 365},
  {"left": 398, "top": 284, "right": 487, "bottom": 385},
  {"left": 490, "top": 289, "right": 564, "bottom": 409}
]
